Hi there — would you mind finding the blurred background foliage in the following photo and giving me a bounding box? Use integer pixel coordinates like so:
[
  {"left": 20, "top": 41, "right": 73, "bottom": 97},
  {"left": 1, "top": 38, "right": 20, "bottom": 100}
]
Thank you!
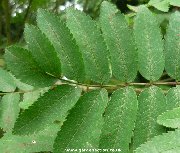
[{"left": 0, "top": 0, "right": 179, "bottom": 67}]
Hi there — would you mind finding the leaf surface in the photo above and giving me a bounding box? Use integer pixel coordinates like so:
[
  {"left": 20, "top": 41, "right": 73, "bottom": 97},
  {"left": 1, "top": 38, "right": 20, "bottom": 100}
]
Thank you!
[
  {"left": 99, "top": 87, "right": 138, "bottom": 153},
  {"left": 157, "top": 107, "right": 180, "bottom": 128},
  {"left": 66, "top": 8, "right": 111, "bottom": 84},
  {"left": 133, "top": 86, "right": 166, "bottom": 149},
  {"left": 0, "top": 68, "right": 16, "bottom": 92},
  {"left": 13, "top": 85, "right": 81, "bottom": 135},
  {"left": 166, "top": 86, "right": 180, "bottom": 110},
  {"left": 165, "top": 11, "right": 180, "bottom": 80},
  {"left": 148, "top": 0, "right": 170, "bottom": 12},
  {"left": 135, "top": 130, "right": 180, "bottom": 153},
  {"left": 99, "top": 1, "right": 137, "bottom": 82},
  {"left": 24, "top": 24, "right": 61, "bottom": 77},
  {"left": 37, "top": 9, "right": 85, "bottom": 82},
  {"left": 134, "top": 6, "right": 164, "bottom": 81},
  {"left": 0, "top": 93, "right": 20, "bottom": 132},
  {"left": 5, "top": 46, "right": 56, "bottom": 87},
  {"left": 19, "top": 87, "right": 49, "bottom": 109},
  {"left": 0, "top": 124, "right": 60, "bottom": 153},
  {"left": 53, "top": 89, "right": 108, "bottom": 153}
]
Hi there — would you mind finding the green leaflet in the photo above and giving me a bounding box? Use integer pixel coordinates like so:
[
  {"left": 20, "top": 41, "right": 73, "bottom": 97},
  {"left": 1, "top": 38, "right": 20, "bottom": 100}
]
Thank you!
[
  {"left": 37, "top": 9, "right": 85, "bottom": 82},
  {"left": 0, "top": 68, "right": 16, "bottom": 92},
  {"left": 165, "top": 11, "right": 180, "bottom": 81},
  {"left": 134, "top": 6, "right": 165, "bottom": 81},
  {"left": 13, "top": 85, "right": 82, "bottom": 135},
  {"left": 148, "top": 0, "right": 170, "bottom": 12},
  {"left": 133, "top": 86, "right": 166, "bottom": 149},
  {"left": 99, "top": 1, "right": 137, "bottom": 82},
  {"left": 99, "top": 87, "right": 138, "bottom": 153},
  {"left": 148, "top": 0, "right": 180, "bottom": 12},
  {"left": 135, "top": 130, "right": 180, "bottom": 153},
  {"left": 166, "top": 86, "right": 180, "bottom": 110},
  {"left": 24, "top": 24, "right": 61, "bottom": 77},
  {"left": 4, "top": 46, "right": 56, "bottom": 88},
  {"left": 0, "top": 93, "right": 20, "bottom": 132},
  {"left": 53, "top": 89, "right": 108, "bottom": 153},
  {"left": 19, "top": 87, "right": 50, "bottom": 109},
  {"left": 157, "top": 107, "right": 180, "bottom": 128},
  {"left": 0, "top": 124, "right": 60, "bottom": 153},
  {"left": 66, "top": 8, "right": 111, "bottom": 84},
  {"left": 169, "top": 0, "right": 180, "bottom": 6}
]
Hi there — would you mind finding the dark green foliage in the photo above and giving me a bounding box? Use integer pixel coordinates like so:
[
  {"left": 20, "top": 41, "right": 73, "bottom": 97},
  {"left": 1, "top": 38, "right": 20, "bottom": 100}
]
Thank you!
[
  {"left": 0, "top": 1, "right": 180, "bottom": 153},
  {"left": 4, "top": 46, "right": 56, "bottom": 88},
  {"left": 53, "top": 89, "right": 108, "bottom": 153},
  {"left": 134, "top": 6, "right": 165, "bottom": 81},
  {"left": 133, "top": 86, "right": 167, "bottom": 149},
  {"left": 37, "top": 9, "right": 86, "bottom": 82},
  {"left": 99, "top": 1, "right": 137, "bottom": 82},
  {"left": 13, "top": 85, "right": 81, "bottom": 135},
  {"left": 66, "top": 8, "right": 111, "bottom": 84},
  {"left": 100, "top": 87, "right": 138, "bottom": 153}
]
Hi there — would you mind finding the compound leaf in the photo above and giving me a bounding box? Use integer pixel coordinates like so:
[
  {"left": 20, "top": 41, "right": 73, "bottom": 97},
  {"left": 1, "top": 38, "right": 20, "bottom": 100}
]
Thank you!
[
  {"left": 99, "top": 87, "right": 138, "bottom": 153},
  {"left": 99, "top": 1, "right": 137, "bottom": 82},
  {"left": 133, "top": 86, "right": 166, "bottom": 149},
  {"left": 165, "top": 11, "right": 180, "bottom": 81},
  {"left": 24, "top": 24, "right": 61, "bottom": 77},
  {"left": 53, "top": 89, "right": 108, "bottom": 153},
  {"left": 66, "top": 8, "right": 111, "bottom": 84},
  {"left": 0, "top": 68, "right": 16, "bottom": 92},
  {"left": 13, "top": 85, "right": 82, "bottom": 135},
  {"left": 0, "top": 93, "right": 20, "bottom": 132},
  {"left": 5, "top": 46, "right": 56, "bottom": 88},
  {"left": 135, "top": 130, "right": 180, "bottom": 153},
  {"left": 134, "top": 6, "right": 165, "bottom": 81},
  {"left": 37, "top": 9, "right": 85, "bottom": 82},
  {"left": 157, "top": 107, "right": 180, "bottom": 128}
]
